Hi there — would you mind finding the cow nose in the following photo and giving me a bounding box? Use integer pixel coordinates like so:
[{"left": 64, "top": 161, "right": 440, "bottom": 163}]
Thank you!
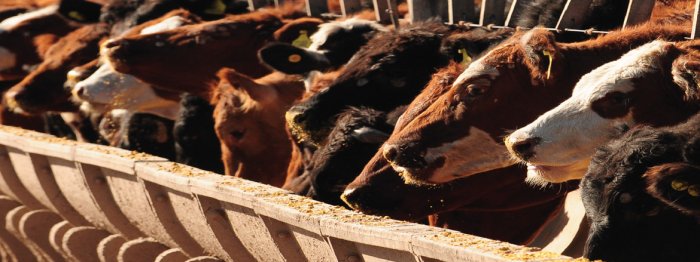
[
  {"left": 72, "top": 85, "right": 86, "bottom": 100},
  {"left": 383, "top": 144, "right": 399, "bottom": 162},
  {"left": 104, "top": 39, "right": 122, "bottom": 49},
  {"left": 285, "top": 108, "right": 306, "bottom": 127},
  {"left": 509, "top": 136, "right": 541, "bottom": 160}
]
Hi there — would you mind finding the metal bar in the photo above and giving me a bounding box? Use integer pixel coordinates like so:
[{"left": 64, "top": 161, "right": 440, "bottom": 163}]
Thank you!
[
  {"left": 340, "top": 0, "right": 363, "bottom": 16},
  {"left": 306, "top": 0, "right": 329, "bottom": 17},
  {"left": 555, "top": 0, "right": 594, "bottom": 30},
  {"left": 373, "top": 0, "right": 399, "bottom": 25},
  {"left": 622, "top": 0, "right": 655, "bottom": 28},
  {"left": 274, "top": 0, "right": 285, "bottom": 8},
  {"left": 505, "top": 0, "right": 533, "bottom": 27},
  {"left": 479, "top": 0, "right": 507, "bottom": 25},
  {"left": 457, "top": 22, "right": 610, "bottom": 35},
  {"left": 448, "top": 0, "right": 476, "bottom": 24},
  {"left": 247, "top": 0, "right": 270, "bottom": 11},
  {"left": 692, "top": 0, "right": 700, "bottom": 39},
  {"left": 408, "top": 0, "right": 435, "bottom": 22}
]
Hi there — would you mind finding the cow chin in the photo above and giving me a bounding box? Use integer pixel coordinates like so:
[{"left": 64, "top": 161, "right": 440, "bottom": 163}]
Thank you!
[{"left": 525, "top": 159, "right": 590, "bottom": 186}]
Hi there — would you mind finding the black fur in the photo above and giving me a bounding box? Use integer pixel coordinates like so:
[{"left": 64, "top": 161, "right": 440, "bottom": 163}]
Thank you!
[{"left": 173, "top": 93, "right": 224, "bottom": 174}]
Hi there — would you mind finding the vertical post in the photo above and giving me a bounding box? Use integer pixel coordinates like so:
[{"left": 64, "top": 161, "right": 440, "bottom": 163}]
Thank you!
[
  {"left": 479, "top": 0, "right": 506, "bottom": 25},
  {"left": 274, "top": 0, "right": 285, "bottom": 8},
  {"left": 340, "top": 0, "right": 363, "bottom": 16},
  {"left": 505, "top": 0, "right": 533, "bottom": 27},
  {"left": 373, "top": 0, "right": 399, "bottom": 25},
  {"left": 408, "top": 0, "right": 432, "bottom": 22},
  {"left": 306, "top": 0, "right": 329, "bottom": 17},
  {"left": 693, "top": 0, "right": 700, "bottom": 39},
  {"left": 248, "top": 0, "right": 271, "bottom": 11},
  {"left": 623, "top": 0, "right": 655, "bottom": 28},
  {"left": 555, "top": 0, "right": 594, "bottom": 30},
  {"left": 448, "top": 0, "right": 475, "bottom": 24}
]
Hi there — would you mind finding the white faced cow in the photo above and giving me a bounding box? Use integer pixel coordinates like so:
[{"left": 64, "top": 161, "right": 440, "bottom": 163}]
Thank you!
[{"left": 506, "top": 40, "right": 700, "bottom": 183}]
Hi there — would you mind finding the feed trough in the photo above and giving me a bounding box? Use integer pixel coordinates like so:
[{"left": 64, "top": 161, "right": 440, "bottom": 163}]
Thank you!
[{"left": 0, "top": 125, "right": 579, "bottom": 261}]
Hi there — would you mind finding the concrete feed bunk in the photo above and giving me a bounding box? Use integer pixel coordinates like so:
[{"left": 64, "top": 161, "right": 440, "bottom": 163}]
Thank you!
[{"left": 0, "top": 125, "right": 575, "bottom": 261}]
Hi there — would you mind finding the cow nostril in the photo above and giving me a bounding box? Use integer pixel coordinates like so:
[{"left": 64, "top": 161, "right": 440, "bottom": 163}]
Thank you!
[
  {"left": 75, "top": 86, "right": 85, "bottom": 98},
  {"left": 511, "top": 137, "right": 541, "bottom": 160},
  {"left": 383, "top": 145, "right": 399, "bottom": 162},
  {"left": 104, "top": 39, "right": 122, "bottom": 49}
]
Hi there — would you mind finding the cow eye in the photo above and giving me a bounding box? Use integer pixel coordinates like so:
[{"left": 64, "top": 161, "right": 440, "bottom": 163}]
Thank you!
[{"left": 467, "top": 84, "right": 486, "bottom": 97}]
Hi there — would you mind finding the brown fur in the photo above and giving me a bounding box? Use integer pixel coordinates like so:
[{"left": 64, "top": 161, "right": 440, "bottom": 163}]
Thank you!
[
  {"left": 105, "top": 6, "right": 310, "bottom": 99},
  {"left": 212, "top": 68, "right": 304, "bottom": 186},
  {"left": 5, "top": 23, "right": 110, "bottom": 114}
]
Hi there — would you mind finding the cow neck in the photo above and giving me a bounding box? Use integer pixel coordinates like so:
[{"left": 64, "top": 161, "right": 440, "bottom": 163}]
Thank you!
[{"left": 558, "top": 25, "right": 690, "bottom": 94}]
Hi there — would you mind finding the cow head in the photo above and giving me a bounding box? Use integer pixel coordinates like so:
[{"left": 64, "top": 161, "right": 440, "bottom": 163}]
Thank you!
[
  {"left": 4, "top": 23, "right": 109, "bottom": 114},
  {"left": 73, "top": 11, "right": 199, "bottom": 119},
  {"left": 507, "top": 39, "right": 700, "bottom": 183},
  {"left": 212, "top": 68, "right": 304, "bottom": 186},
  {"left": 305, "top": 107, "right": 392, "bottom": 206},
  {"left": 103, "top": 9, "right": 305, "bottom": 97},
  {"left": 582, "top": 122, "right": 700, "bottom": 261},
  {"left": 382, "top": 29, "right": 574, "bottom": 185},
  {"left": 259, "top": 17, "right": 385, "bottom": 75}
]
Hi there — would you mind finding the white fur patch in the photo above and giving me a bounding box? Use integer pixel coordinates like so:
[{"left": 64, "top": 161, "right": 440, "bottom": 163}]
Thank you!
[
  {"left": 140, "top": 15, "right": 187, "bottom": 35},
  {"left": 506, "top": 41, "right": 671, "bottom": 181},
  {"left": 0, "top": 46, "right": 16, "bottom": 71},
  {"left": 410, "top": 127, "right": 514, "bottom": 184},
  {"left": 0, "top": 5, "right": 59, "bottom": 32},
  {"left": 308, "top": 18, "right": 385, "bottom": 52},
  {"left": 79, "top": 16, "right": 187, "bottom": 120},
  {"left": 452, "top": 53, "right": 500, "bottom": 88}
]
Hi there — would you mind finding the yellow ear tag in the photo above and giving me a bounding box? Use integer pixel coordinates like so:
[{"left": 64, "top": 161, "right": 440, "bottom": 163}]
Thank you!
[
  {"left": 458, "top": 48, "right": 472, "bottom": 66},
  {"left": 288, "top": 54, "right": 302, "bottom": 63},
  {"left": 292, "top": 30, "right": 312, "bottom": 48},
  {"left": 204, "top": 0, "right": 227, "bottom": 15},
  {"left": 68, "top": 11, "right": 85, "bottom": 21},
  {"left": 543, "top": 50, "right": 553, "bottom": 80}
]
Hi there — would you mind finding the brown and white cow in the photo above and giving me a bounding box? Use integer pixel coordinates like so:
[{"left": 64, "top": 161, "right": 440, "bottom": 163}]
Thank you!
[
  {"left": 340, "top": 63, "right": 576, "bottom": 244},
  {"left": 72, "top": 9, "right": 201, "bottom": 120},
  {"left": 505, "top": 39, "right": 700, "bottom": 183},
  {"left": 0, "top": 0, "right": 102, "bottom": 81},
  {"left": 102, "top": 5, "right": 308, "bottom": 98},
  {"left": 380, "top": 22, "right": 691, "bottom": 186},
  {"left": 212, "top": 68, "right": 304, "bottom": 186},
  {"left": 4, "top": 22, "right": 109, "bottom": 114}
]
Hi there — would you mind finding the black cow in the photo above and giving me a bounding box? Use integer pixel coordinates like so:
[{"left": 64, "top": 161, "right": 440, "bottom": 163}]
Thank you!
[
  {"left": 305, "top": 107, "right": 402, "bottom": 206},
  {"left": 173, "top": 93, "right": 224, "bottom": 174},
  {"left": 582, "top": 113, "right": 700, "bottom": 262}
]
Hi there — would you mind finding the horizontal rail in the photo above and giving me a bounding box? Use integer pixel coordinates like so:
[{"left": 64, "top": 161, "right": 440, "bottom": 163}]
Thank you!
[{"left": 0, "top": 125, "right": 576, "bottom": 261}]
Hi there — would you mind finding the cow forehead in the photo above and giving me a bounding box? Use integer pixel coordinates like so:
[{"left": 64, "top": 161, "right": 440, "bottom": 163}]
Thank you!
[
  {"left": 453, "top": 57, "right": 499, "bottom": 87},
  {"left": 572, "top": 41, "right": 670, "bottom": 99},
  {"left": 0, "top": 5, "right": 59, "bottom": 32},
  {"left": 140, "top": 15, "right": 187, "bottom": 35}
]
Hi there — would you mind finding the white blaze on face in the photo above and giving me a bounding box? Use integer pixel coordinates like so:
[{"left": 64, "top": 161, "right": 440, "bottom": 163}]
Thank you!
[
  {"left": 0, "top": 47, "right": 16, "bottom": 71},
  {"left": 452, "top": 50, "right": 500, "bottom": 88},
  {"left": 139, "top": 16, "right": 187, "bottom": 35},
  {"left": 422, "top": 126, "right": 515, "bottom": 183},
  {"left": 507, "top": 40, "right": 671, "bottom": 180},
  {"left": 0, "top": 5, "right": 59, "bottom": 32}
]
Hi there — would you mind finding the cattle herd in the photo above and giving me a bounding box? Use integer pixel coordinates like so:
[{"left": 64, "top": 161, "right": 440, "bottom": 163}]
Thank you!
[{"left": 1, "top": 0, "right": 700, "bottom": 260}]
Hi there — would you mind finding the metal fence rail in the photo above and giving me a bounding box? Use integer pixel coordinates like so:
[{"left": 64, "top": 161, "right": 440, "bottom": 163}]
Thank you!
[{"left": 0, "top": 125, "right": 576, "bottom": 261}]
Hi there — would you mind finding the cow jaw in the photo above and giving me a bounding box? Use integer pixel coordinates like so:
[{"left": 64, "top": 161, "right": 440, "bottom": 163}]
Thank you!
[{"left": 525, "top": 159, "right": 590, "bottom": 186}]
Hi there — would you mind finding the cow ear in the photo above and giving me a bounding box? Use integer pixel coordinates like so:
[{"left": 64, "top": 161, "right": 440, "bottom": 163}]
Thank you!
[
  {"left": 671, "top": 56, "right": 700, "bottom": 101},
  {"left": 520, "top": 29, "right": 559, "bottom": 82},
  {"left": 58, "top": 0, "right": 102, "bottom": 23},
  {"left": 352, "top": 127, "right": 389, "bottom": 144},
  {"left": 645, "top": 163, "right": 700, "bottom": 214},
  {"left": 273, "top": 17, "right": 323, "bottom": 43},
  {"left": 258, "top": 43, "right": 331, "bottom": 74},
  {"left": 217, "top": 68, "right": 277, "bottom": 102}
]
